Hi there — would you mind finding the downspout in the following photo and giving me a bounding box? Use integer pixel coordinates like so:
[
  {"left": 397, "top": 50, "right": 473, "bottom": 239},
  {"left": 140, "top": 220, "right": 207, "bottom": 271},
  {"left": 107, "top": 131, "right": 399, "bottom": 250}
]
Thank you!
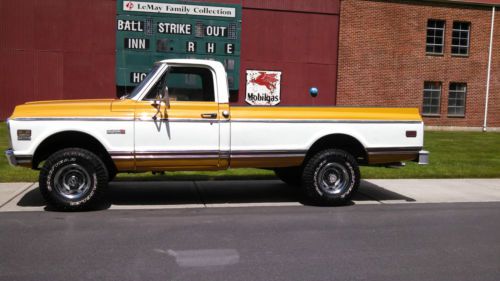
[{"left": 483, "top": 6, "right": 495, "bottom": 132}]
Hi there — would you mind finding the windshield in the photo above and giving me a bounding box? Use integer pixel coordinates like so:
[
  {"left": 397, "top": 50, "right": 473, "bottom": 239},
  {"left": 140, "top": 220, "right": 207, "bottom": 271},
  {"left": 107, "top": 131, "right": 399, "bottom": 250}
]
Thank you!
[{"left": 121, "top": 64, "right": 164, "bottom": 100}]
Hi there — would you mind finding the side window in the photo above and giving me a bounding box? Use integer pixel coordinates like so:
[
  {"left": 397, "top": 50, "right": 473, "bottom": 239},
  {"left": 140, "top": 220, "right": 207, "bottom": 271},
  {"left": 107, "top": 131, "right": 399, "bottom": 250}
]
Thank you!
[
  {"left": 143, "top": 66, "right": 215, "bottom": 102},
  {"left": 167, "top": 67, "right": 215, "bottom": 102},
  {"left": 143, "top": 71, "right": 167, "bottom": 101}
]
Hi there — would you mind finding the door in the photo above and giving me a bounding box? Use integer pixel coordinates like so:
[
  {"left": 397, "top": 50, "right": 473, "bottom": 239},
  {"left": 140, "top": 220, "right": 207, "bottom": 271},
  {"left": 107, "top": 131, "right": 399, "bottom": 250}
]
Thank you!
[{"left": 134, "top": 66, "right": 221, "bottom": 171}]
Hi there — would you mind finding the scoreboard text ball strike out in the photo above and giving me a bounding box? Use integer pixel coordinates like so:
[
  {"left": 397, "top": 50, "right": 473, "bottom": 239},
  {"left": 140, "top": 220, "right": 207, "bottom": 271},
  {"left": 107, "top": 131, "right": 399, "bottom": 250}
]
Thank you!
[{"left": 116, "top": 0, "right": 241, "bottom": 89}]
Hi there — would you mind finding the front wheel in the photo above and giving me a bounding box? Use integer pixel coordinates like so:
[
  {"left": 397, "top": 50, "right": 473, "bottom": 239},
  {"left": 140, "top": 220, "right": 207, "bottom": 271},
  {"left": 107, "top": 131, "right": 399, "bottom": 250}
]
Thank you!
[
  {"left": 301, "top": 149, "right": 360, "bottom": 205},
  {"left": 39, "top": 148, "right": 109, "bottom": 211}
]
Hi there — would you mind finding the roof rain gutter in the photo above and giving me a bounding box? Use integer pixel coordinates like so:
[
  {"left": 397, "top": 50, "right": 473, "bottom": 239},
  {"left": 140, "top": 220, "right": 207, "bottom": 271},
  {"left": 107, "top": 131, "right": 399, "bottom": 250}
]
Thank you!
[{"left": 483, "top": 6, "right": 495, "bottom": 132}]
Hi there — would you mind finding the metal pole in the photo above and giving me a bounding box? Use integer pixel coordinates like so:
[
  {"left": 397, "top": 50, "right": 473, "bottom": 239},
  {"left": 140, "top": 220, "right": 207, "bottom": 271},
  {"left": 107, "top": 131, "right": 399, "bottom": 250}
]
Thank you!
[{"left": 483, "top": 6, "right": 495, "bottom": 132}]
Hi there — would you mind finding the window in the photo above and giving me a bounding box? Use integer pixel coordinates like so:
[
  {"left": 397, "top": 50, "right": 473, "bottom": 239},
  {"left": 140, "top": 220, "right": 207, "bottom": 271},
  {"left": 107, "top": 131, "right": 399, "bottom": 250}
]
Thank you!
[
  {"left": 451, "top": 22, "right": 470, "bottom": 55},
  {"left": 422, "top": 82, "right": 442, "bottom": 116},
  {"left": 448, "top": 83, "right": 467, "bottom": 117},
  {"left": 126, "top": 64, "right": 163, "bottom": 100},
  {"left": 426, "top": 20, "right": 445, "bottom": 54},
  {"left": 144, "top": 67, "right": 215, "bottom": 102}
]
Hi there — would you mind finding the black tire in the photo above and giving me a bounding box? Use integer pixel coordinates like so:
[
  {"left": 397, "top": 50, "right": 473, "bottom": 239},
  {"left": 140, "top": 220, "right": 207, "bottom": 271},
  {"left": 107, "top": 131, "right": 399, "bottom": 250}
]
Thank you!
[
  {"left": 102, "top": 157, "right": 117, "bottom": 182},
  {"left": 302, "top": 149, "right": 360, "bottom": 205},
  {"left": 39, "top": 148, "right": 109, "bottom": 211},
  {"left": 274, "top": 167, "right": 302, "bottom": 186},
  {"left": 108, "top": 168, "right": 117, "bottom": 182}
]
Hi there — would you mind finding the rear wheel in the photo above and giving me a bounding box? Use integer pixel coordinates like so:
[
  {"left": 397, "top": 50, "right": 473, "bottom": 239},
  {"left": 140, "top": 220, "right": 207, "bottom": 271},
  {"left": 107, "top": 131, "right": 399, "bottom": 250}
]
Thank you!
[
  {"left": 39, "top": 148, "right": 109, "bottom": 211},
  {"left": 301, "top": 149, "right": 360, "bottom": 205}
]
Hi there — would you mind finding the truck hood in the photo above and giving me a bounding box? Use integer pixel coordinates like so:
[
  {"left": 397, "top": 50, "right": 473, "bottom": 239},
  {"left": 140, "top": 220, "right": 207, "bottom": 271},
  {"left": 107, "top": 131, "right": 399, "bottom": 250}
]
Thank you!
[{"left": 9, "top": 99, "right": 130, "bottom": 119}]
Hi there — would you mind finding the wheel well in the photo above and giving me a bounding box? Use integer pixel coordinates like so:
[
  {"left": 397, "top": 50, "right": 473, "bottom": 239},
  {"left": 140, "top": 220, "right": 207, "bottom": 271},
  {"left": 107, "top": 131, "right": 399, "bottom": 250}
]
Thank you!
[
  {"left": 306, "top": 134, "right": 367, "bottom": 164},
  {"left": 33, "top": 131, "right": 116, "bottom": 173}
]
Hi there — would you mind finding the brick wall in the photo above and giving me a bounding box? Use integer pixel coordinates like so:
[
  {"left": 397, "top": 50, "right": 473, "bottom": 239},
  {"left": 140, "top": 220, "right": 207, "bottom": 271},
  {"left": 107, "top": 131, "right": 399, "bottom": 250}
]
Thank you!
[{"left": 337, "top": 0, "right": 500, "bottom": 128}]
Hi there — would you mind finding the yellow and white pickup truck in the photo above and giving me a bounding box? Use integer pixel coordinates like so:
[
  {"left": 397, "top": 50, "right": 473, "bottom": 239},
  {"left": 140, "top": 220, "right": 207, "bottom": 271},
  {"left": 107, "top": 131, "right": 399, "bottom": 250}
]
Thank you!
[{"left": 5, "top": 59, "right": 428, "bottom": 210}]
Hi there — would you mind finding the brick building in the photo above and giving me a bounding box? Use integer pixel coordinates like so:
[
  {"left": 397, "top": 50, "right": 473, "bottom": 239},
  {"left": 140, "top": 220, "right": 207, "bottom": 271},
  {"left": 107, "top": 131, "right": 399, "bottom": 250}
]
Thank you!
[
  {"left": 1, "top": 0, "right": 500, "bottom": 130},
  {"left": 337, "top": 0, "right": 500, "bottom": 130}
]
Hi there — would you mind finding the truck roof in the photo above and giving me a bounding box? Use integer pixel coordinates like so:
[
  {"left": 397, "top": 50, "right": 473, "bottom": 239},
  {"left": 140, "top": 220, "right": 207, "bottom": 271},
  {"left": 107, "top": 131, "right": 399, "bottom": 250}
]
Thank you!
[{"left": 157, "top": 58, "right": 225, "bottom": 70}]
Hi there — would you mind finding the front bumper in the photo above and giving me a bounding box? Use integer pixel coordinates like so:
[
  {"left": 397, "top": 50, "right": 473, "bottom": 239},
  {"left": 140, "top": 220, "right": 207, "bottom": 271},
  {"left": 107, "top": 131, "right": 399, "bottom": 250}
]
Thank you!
[
  {"left": 5, "top": 149, "right": 32, "bottom": 167},
  {"left": 5, "top": 149, "right": 17, "bottom": 166}
]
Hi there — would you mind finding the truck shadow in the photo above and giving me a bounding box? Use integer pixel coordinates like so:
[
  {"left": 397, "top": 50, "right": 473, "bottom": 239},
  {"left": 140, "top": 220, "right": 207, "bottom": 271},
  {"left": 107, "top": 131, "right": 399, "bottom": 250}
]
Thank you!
[{"left": 16, "top": 179, "right": 415, "bottom": 210}]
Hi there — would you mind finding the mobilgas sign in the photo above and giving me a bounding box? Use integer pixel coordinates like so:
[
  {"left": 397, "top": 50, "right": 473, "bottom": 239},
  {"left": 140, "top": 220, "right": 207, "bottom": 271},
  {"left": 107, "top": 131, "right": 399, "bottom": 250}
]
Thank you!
[
  {"left": 246, "top": 70, "right": 282, "bottom": 106},
  {"left": 116, "top": 0, "right": 241, "bottom": 89}
]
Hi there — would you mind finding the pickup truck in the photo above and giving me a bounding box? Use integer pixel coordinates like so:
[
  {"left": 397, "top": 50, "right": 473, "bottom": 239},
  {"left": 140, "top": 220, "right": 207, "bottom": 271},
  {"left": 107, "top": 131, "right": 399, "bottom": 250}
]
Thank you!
[{"left": 5, "top": 59, "right": 428, "bottom": 210}]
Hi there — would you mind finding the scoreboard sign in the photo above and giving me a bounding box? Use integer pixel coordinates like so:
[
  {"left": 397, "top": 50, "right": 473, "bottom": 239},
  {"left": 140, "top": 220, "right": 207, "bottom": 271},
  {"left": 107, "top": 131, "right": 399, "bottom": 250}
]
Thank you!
[{"left": 116, "top": 0, "right": 241, "bottom": 89}]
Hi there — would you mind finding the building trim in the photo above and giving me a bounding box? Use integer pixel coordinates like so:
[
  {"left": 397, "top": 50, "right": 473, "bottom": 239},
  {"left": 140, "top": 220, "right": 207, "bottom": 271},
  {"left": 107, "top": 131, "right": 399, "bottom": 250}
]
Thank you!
[{"left": 422, "top": 0, "right": 500, "bottom": 7}]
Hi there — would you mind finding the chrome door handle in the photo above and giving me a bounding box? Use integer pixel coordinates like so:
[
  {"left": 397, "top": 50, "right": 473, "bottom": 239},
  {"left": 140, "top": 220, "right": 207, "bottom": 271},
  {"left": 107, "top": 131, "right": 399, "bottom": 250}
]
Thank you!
[{"left": 201, "top": 113, "right": 217, "bottom": 119}]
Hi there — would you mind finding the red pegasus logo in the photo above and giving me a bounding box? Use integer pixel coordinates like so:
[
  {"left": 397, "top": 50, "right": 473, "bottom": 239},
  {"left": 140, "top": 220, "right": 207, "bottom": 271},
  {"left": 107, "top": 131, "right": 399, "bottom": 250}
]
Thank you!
[
  {"left": 125, "top": 2, "right": 134, "bottom": 10},
  {"left": 250, "top": 72, "right": 279, "bottom": 91}
]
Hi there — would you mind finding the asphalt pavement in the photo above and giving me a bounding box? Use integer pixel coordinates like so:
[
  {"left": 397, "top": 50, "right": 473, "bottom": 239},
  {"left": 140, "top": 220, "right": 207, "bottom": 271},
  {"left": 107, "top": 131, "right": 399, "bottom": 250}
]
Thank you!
[
  {"left": 0, "top": 202, "right": 499, "bottom": 281},
  {"left": 2, "top": 179, "right": 500, "bottom": 280}
]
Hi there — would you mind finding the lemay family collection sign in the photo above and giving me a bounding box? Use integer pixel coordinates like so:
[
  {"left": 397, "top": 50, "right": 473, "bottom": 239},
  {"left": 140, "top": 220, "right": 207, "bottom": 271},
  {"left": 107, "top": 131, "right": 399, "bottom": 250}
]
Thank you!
[
  {"left": 245, "top": 70, "right": 282, "bottom": 105},
  {"left": 116, "top": 0, "right": 241, "bottom": 89}
]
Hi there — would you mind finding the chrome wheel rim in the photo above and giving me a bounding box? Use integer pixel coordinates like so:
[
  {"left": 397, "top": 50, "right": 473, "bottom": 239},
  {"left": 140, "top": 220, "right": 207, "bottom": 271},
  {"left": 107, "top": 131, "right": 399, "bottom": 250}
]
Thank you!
[
  {"left": 54, "top": 163, "right": 91, "bottom": 200},
  {"left": 317, "top": 162, "right": 350, "bottom": 195}
]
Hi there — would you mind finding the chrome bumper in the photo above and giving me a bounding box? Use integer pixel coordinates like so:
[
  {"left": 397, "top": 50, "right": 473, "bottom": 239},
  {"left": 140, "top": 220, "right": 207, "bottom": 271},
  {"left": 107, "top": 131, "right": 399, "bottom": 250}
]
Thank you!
[
  {"left": 4, "top": 149, "right": 32, "bottom": 167},
  {"left": 417, "top": 150, "right": 429, "bottom": 165},
  {"left": 5, "top": 149, "right": 17, "bottom": 166}
]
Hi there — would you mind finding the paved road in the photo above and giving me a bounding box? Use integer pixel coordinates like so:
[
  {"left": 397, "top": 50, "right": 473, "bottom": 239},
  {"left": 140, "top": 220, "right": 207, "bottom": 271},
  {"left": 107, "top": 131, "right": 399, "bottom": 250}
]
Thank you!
[{"left": 1, "top": 203, "right": 500, "bottom": 281}]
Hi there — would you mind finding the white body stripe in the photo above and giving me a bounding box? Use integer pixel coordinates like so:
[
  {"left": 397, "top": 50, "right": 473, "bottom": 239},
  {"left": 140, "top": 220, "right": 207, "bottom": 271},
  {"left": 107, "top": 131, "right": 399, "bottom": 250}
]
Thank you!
[
  {"left": 134, "top": 119, "right": 220, "bottom": 167},
  {"left": 230, "top": 121, "right": 423, "bottom": 152},
  {"left": 9, "top": 120, "right": 134, "bottom": 157},
  {"left": 9, "top": 118, "right": 423, "bottom": 158}
]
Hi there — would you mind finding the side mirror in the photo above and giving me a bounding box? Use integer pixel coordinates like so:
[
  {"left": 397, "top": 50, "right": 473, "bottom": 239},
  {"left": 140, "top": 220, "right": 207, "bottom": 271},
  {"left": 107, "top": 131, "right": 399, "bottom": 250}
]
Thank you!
[
  {"left": 152, "top": 86, "right": 170, "bottom": 121},
  {"left": 153, "top": 86, "right": 170, "bottom": 108},
  {"left": 156, "top": 86, "right": 170, "bottom": 109},
  {"left": 160, "top": 86, "right": 170, "bottom": 108}
]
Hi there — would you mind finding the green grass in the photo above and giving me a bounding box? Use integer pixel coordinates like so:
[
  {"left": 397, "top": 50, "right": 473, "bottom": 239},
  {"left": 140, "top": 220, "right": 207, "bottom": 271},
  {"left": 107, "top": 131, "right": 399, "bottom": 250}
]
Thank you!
[
  {"left": 0, "top": 123, "right": 38, "bottom": 182},
  {"left": 116, "top": 168, "right": 275, "bottom": 182},
  {"left": 1, "top": 121, "right": 500, "bottom": 182},
  {"left": 361, "top": 131, "right": 500, "bottom": 178}
]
